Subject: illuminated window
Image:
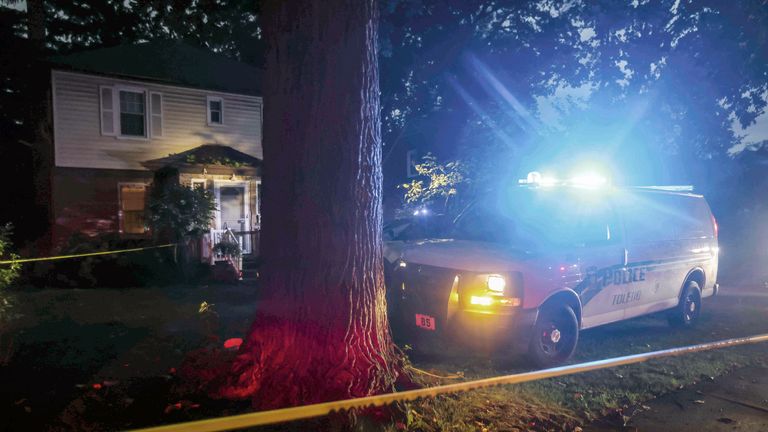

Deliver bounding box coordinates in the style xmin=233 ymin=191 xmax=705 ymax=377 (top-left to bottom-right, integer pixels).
xmin=207 ymin=96 xmax=224 ymax=125
xmin=119 ymin=183 xmax=147 ymax=235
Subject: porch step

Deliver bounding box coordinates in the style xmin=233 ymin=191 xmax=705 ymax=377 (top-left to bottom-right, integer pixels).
xmin=241 ymin=256 xmax=261 ymax=270
xmin=240 ymin=272 xmax=259 ymax=283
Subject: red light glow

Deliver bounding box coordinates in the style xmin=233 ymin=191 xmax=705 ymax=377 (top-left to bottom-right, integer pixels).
xmin=224 ymin=338 xmax=243 ymax=350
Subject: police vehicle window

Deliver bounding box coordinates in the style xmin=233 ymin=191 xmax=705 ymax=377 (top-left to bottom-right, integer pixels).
xmin=619 ymin=192 xmax=685 ymax=243
xmin=385 ymin=215 xmax=452 ymax=241
xmin=451 ymin=192 xmax=619 ymax=248
xmin=451 ymin=204 xmax=518 ymax=244
xmin=676 ymin=197 xmax=712 ymax=239
xmin=516 ymin=194 xmax=618 ymax=247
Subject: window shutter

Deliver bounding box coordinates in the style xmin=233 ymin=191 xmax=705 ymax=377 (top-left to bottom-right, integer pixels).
xmin=150 ymin=92 xmax=163 ymax=137
xmin=100 ymin=86 xmax=116 ymax=136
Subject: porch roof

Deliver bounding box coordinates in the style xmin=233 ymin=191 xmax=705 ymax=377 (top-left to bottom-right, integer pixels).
xmin=142 ymin=144 xmax=262 ymax=176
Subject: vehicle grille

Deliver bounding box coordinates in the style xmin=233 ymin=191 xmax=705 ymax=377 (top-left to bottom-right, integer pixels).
xmin=395 ymin=264 xmax=457 ymax=331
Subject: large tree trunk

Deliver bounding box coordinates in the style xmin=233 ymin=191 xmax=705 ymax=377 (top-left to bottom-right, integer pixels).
xmin=219 ymin=0 xmax=400 ymax=408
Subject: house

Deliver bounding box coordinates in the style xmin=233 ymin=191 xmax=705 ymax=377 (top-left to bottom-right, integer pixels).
xmin=45 ymin=40 xmax=263 ymax=253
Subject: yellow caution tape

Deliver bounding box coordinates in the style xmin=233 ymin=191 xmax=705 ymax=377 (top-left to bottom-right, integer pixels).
xmin=0 ymin=244 xmax=176 ymax=265
xmin=130 ymin=332 xmax=768 ymax=432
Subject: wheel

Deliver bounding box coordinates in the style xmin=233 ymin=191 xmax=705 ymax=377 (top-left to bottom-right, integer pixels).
xmin=669 ymin=280 xmax=702 ymax=327
xmin=527 ymin=305 xmax=579 ymax=368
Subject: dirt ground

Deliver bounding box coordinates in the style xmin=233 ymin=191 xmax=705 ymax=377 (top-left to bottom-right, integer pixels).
xmin=0 ymin=281 xmax=767 ymax=431
xmin=588 ymin=364 xmax=768 ymax=431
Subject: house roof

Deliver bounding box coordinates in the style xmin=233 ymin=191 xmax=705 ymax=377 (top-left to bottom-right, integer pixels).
xmin=49 ymin=40 xmax=262 ymax=96
xmin=142 ymin=144 xmax=262 ymax=175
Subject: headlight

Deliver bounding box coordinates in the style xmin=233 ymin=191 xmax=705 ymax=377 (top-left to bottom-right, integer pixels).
xmin=487 ymin=275 xmax=506 ymax=293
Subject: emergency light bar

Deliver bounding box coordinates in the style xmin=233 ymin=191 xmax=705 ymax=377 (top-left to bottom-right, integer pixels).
xmin=631 ymin=185 xmax=695 ymax=192
xmin=518 ymin=171 xmax=608 ymax=188
xmin=518 ymin=171 xmax=694 ymax=192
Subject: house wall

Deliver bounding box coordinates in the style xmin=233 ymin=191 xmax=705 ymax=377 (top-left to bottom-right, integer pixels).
xmin=51 ymin=168 xmax=261 ymax=251
xmin=51 ymin=167 xmax=153 ymax=249
xmin=51 ymin=70 xmax=263 ymax=171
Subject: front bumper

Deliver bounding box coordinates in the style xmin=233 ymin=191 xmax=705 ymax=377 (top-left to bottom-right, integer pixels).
xmin=448 ymin=308 xmax=538 ymax=353
xmin=389 ymin=262 xmax=538 ymax=354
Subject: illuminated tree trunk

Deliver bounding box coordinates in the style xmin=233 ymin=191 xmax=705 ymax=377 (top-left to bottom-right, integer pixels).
xmin=219 ymin=0 xmax=400 ymax=408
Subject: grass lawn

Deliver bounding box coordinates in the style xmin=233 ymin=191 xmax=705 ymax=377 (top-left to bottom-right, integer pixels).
xmin=389 ymin=290 xmax=768 ymax=431
xmin=1 ymin=283 xmax=766 ymax=431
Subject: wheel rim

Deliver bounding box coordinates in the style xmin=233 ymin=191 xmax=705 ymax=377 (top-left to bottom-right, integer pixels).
xmin=684 ymin=292 xmax=699 ymax=323
xmin=539 ymin=318 xmax=574 ymax=359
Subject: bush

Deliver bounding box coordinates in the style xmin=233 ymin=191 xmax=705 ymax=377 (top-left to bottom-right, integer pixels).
xmin=27 ymin=233 xmax=179 ymax=288
xmin=148 ymin=168 xmax=216 ymax=241
xmin=0 ymin=224 xmax=20 ymax=289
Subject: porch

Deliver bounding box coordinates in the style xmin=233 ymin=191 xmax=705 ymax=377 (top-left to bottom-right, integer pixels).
xmin=143 ymin=144 xmax=263 ymax=261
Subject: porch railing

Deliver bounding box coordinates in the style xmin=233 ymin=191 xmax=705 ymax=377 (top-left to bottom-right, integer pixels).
xmin=210 ymin=228 xmax=260 ymax=259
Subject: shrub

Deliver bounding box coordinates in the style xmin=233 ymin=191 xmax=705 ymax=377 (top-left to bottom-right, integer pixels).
xmin=147 ymin=168 xmax=216 ymax=241
xmin=28 ymin=233 xmax=178 ymax=288
xmin=0 ymin=224 xmax=20 ymax=289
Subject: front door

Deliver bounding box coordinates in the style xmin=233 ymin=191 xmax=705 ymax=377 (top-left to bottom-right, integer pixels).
xmin=218 ymin=183 xmax=251 ymax=254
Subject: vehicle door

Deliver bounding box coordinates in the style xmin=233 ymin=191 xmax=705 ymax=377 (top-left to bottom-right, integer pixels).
xmin=513 ymin=190 xmax=627 ymax=328
xmin=563 ymin=196 xmax=628 ymax=328
xmin=613 ymin=191 xmax=685 ymax=319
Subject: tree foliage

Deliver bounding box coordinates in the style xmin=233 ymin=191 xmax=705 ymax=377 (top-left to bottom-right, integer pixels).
xmin=400 ymin=153 xmax=467 ymax=216
xmin=379 ymin=0 xmax=768 ymax=188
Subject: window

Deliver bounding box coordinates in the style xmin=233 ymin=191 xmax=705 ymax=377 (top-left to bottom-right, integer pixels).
xmin=119 ymin=183 xmax=147 ymax=235
xmin=451 ymin=191 xmax=620 ymax=249
xmin=190 ymin=179 xmax=207 ymax=190
xmin=207 ymin=96 xmax=223 ymax=125
xmin=100 ymin=86 xmax=162 ymax=138
xmin=119 ymin=90 xmax=147 ymax=137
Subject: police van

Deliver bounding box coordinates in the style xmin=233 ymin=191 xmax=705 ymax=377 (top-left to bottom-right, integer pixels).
xmin=384 ymin=173 xmax=719 ymax=367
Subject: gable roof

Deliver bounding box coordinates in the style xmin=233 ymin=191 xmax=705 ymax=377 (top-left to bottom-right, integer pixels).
xmin=49 ymin=40 xmax=262 ymax=96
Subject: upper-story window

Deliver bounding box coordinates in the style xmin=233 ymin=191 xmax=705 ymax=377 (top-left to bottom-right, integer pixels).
xmin=207 ymin=96 xmax=224 ymax=126
xmin=100 ymin=85 xmax=162 ymax=138
xmin=119 ymin=90 xmax=146 ymax=137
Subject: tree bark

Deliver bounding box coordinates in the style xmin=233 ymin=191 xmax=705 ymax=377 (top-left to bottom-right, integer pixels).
xmin=218 ymin=0 xmax=400 ymax=408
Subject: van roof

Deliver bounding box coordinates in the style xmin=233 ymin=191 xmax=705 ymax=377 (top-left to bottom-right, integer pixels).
xmin=515 ymin=184 xmax=705 ymax=199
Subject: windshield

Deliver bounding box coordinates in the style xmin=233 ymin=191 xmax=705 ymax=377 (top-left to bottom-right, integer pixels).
xmin=383 ymin=214 xmax=452 ymax=241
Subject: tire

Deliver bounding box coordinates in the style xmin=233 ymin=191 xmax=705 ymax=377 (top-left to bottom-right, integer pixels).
xmin=527 ymin=305 xmax=579 ymax=368
xmin=669 ymin=280 xmax=702 ymax=327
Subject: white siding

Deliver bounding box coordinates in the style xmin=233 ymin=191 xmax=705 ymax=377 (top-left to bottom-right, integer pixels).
xmin=52 ymin=70 xmax=263 ymax=170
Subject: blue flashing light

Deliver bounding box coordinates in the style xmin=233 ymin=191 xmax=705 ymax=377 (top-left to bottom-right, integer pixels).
xmin=568 ymin=173 xmax=608 ymax=188
xmin=519 ymin=171 xmax=609 ymax=189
